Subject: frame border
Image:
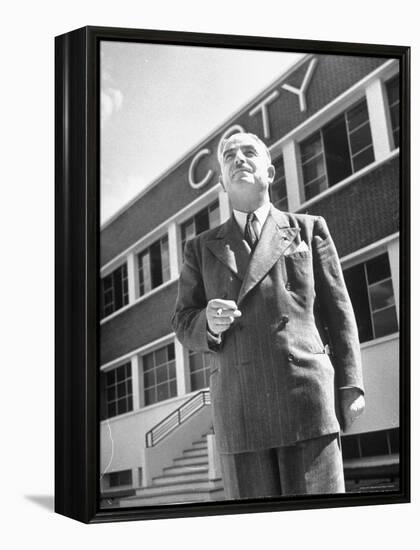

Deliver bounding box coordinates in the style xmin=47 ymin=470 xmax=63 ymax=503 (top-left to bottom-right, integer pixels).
xmin=55 ymin=26 xmax=410 ymax=523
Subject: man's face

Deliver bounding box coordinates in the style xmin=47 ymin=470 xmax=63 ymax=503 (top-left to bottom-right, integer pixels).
xmin=219 ymin=134 xmax=275 ymax=212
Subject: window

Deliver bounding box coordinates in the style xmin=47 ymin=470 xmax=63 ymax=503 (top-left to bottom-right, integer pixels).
xmin=189 ymin=351 xmax=212 ymax=391
xmin=137 ymin=234 xmax=170 ymax=297
xmin=106 ymin=469 xmax=133 ymax=488
xmin=103 ymin=362 xmax=133 ymax=419
xmin=300 ymin=98 xmax=374 ymax=200
xmin=385 ymin=75 xmax=400 ymax=149
xmin=101 ymin=263 xmax=129 ymax=318
xmin=181 ymin=200 xmax=220 ymax=254
xmin=343 ymin=252 xmax=398 ymax=343
xmin=143 ymin=343 xmax=177 ymax=406
xmin=270 ymin=155 xmax=288 ymax=211
xmin=341 ymin=428 xmax=399 ymax=461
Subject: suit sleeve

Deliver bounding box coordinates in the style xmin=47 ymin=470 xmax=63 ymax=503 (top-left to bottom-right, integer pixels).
xmin=312 ymin=216 xmax=364 ymax=394
xmin=171 ymin=238 xmax=221 ymax=353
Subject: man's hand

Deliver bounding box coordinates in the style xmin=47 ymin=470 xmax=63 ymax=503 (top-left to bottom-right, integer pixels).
xmin=340 ymin=387 xmax=365 ymax=432
xmin=206 ymin=299 xmax=242 ymax=335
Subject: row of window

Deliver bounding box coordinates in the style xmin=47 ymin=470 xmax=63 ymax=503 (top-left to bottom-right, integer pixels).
xmin=101 ymin=344 xmax=212 ymax=419
xmin=101 ymin=77 xmax=399 ymax=320
xmin=101 ymin=251 xmax=398 ymax=419
xmin=101 ymin=200 xmax=221 ymax=318
xmin=269 ymin=76 xmax=399 ymax=209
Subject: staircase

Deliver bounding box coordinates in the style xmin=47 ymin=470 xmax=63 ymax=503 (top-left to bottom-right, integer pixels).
xmin=120 ymin=433 xmax=225 ymax=507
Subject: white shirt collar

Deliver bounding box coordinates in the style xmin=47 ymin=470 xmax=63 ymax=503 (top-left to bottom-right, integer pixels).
xmin=233 ymin=202 xmax=271 ymax=236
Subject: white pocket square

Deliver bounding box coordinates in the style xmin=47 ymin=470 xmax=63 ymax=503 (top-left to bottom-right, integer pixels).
xmin=285 ymin=240 xmax=309 ymax=255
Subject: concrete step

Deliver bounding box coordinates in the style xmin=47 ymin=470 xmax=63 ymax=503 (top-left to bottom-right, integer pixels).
xmin=136 ymin=479 xmax=223 ymax=496
xmin=152 ymin=471 xmax=210 ymax=485
xmin=163 ymin=464 xmax=208 ymax=476
xmin=191 ymin=439 xmax=208 ymax=448
xmin=182 ymin=448 xmax=208 ymax=458
xmin=173 ymin=455 xmax=208 ymax=467
xmin=121 ymin=488 xmax=225 ymax=506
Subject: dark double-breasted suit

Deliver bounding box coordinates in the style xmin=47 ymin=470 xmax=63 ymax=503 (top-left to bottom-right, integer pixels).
xmin=172 ymin=206 xmax=364 ymax=458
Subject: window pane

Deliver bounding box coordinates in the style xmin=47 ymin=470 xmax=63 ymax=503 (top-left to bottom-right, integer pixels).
xmin=300 ymin=132 xmax=322 ymax=162
xmin=156 ymin=364 xmax=168 ymax=384
xmin=167 ymin=343 xmax=175 ymax=361
xmin=302 ymin=154 xmax=325 ymax=183
xmin=106 ymin=369 xmax=116 ymax=385
xmin=349 ymin=124 xmax=373 ymax=156
xmin=343 ymin=263 xmax=373 ymax=343
xmin=118 ymin=398 xmax=128 ymax=414
xmin=144 ymin=388 xmax=156 ymax=406
xmin=169 ymin=380 xmax=177 ymax=398
xmin=208 ymin=201 xmax=220 ymax=229
xmin=167 ymin=360 xmax=176 ymax=380
xmin=341 ymin=435 xmax=360 ymax=460
xmin=191 ymin=371 xmax=205 ymax=391
xmin=181 ymin=220 xmax=195 ymax=244
xmin=323 ymin=114 xmax=352 ymax=186
xmin=150 ymin=240 xmax=163 ymax=288
xmin=372 ymin=307 xmax=398 ymax=338
xmin=138 ymin=251 xmax=151 ymax=296
xmin=360 ymin=430 xmax=389 ymax=457
xmin=157 ymin=383 xmax=169 ymax=402
xmin=107 ymin=402 xmax=116 ymax=418
xmin=195 ymin=208 xmax=210 ymax=235
xmin=369 ymin=279 xmax=395 ymax=311
xmin=304 ymin=176 xmax=328 ymax=200
xmin=143 ymin=353 xmax=154 ymax=372
xmin=116 ymin=382 xmax=126 ymax=398
xmin=346 ymin=99 xmax=369 ymax=132
xmin=352 ymin=146 xmax=374 ymax=172
xmin=366 ymin=254 xmax=391 ymax=284
xmin=386 ymin=76 xmax=399 ymax=105
xmin=107 ymin=386 xmax=116 ymax=401
xmin=161 ymin=235 xmax=170 ymax=283
xmin=143 ymin=369 xmax=155 ymax=388
xmin=189 ymin=351 xmax=202 ymax=373
xmin=116 ymin=365 xmax=127 ymax=382
xmin=154 ymin=347 xmax=167 ymax=367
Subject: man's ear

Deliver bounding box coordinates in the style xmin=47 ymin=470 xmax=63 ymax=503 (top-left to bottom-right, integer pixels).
xmin=219 ymin=174 xmax=227 ymax=191
xmin=267 ymin=164 xmax=275 ymax=183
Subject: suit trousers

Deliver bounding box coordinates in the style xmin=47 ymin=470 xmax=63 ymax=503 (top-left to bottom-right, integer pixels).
xmin=220 ymin=433 xmax=345 ymax=498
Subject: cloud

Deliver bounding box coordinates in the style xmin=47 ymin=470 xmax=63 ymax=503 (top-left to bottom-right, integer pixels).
xmin=101 ymin=87 xmax=123 ymax=125
xmin=101 ymin=174 xmax=148 ymax=224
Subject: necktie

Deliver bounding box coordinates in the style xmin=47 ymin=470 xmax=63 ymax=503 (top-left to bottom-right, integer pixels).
xmin=244 ymin=212 xmax=258 ymax=250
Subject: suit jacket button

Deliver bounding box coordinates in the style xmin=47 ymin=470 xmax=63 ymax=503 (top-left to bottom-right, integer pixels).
xmin=288 ymin=353 xmax=294 ymax=362
xmin=281 ymin=315 xmax=289 ymax=324
xmin=285 ymin=282 xmax=292 ymax=291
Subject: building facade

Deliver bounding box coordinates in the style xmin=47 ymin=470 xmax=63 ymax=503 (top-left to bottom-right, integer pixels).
xmin=100 ymin=54 xmax=400 ymax=505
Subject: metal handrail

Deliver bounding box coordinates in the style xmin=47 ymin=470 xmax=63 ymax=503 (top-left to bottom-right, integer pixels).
xmin=145 ymin=390 xmax=211 ymax=448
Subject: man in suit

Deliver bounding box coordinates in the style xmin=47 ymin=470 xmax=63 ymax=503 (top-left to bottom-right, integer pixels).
xmin=172 ymin=132 xmax=365 ymax=498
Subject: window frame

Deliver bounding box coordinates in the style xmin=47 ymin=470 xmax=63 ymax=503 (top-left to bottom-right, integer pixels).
xmin=299 ymin=96 xmax=375 ymax=201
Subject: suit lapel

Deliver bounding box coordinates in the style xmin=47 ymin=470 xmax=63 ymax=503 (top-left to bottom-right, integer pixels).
xmin=237 ymin=207 xmax=300 ymax=304
xmin=206 ymin=217 xmax=251 ymax=280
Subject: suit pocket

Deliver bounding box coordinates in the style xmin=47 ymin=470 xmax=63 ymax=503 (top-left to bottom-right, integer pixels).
xmin=284 ymin=251 xmax=315 ymax=293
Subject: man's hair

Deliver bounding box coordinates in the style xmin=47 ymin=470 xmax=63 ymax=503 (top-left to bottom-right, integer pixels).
xmin=217 ymin=132 xmax=272 ymax=167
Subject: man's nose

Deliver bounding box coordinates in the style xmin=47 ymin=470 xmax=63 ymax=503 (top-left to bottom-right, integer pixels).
xmin=234 ymin=150 xmax=246 ymax=165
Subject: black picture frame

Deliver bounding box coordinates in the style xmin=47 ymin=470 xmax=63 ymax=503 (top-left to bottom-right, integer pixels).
xmin=55 ymin=25 xmax=410 ymax=524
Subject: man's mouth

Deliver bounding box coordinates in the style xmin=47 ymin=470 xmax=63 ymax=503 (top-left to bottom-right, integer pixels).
xmin=233 ymin=168 xmax=252 ymax=176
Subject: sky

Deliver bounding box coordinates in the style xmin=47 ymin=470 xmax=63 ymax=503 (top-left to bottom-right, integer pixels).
xmin=100 ymin=42 xmax=303 ymax=223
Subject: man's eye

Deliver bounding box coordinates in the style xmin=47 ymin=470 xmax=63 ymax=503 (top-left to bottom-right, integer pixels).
xmin=245 ymin=150 xmax=257 ymax=156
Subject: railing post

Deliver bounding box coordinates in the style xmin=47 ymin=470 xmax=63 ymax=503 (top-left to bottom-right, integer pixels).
xmin=178 ymin=408 xmax=181 ymax=426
